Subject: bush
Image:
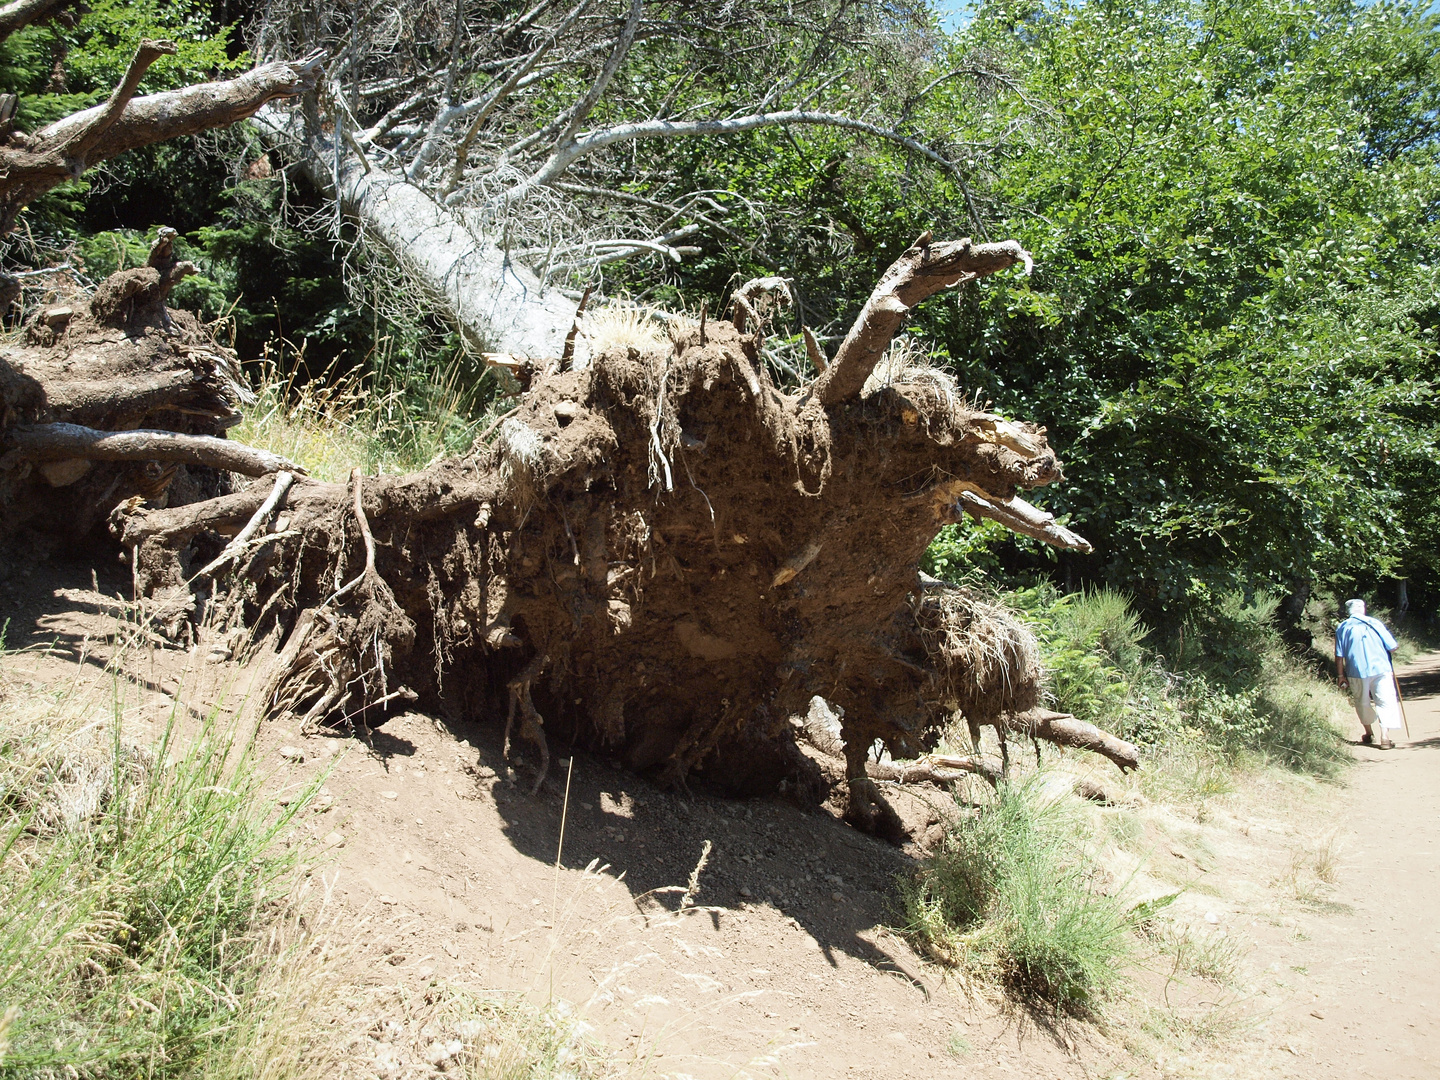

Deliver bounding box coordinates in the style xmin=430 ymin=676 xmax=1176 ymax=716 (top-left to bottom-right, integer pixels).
xmin=1008 ymin=585 xmax=1183 ymax=746
xmin=999 ymin=583 xmax=1349 ymax=778
xmin=899 ymin=778 xmax=1137 ymax=1016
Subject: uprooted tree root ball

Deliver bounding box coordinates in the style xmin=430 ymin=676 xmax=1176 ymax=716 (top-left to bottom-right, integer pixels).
xmin=4 ymin=232 xmax=1139 ymax=831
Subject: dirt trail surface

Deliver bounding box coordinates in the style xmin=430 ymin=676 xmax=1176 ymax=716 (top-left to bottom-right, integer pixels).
xmin=0 ymin=557 xmax=1129 ymax=1078
xmin=1242 ymin=651 xmax=1440 ymax=1079
xmin=7 ymin=553 xmax=1440 ymax=1079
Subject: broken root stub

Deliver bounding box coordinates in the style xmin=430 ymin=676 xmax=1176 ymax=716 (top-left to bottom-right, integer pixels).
xmin=107 ymin=236 xmax=1138 ymax=815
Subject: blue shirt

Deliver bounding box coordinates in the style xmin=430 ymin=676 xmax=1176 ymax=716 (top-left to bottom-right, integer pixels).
xmin=1335 ymin=615 xmax=1397 ymax=679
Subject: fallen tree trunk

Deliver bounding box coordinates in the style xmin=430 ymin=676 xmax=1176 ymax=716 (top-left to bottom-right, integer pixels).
xmin=87 ymin=233 xmax=1136 ymax=830
xmin=295 ymin=150 xmax=580 ymax=358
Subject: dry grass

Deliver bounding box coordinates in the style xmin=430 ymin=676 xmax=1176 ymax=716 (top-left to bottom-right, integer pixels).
xmin=233 ymin=358 xmax=488 ymax=482
xmin=0 ymin=630 xmax=622 ymax=1079
xmin=1144 ymin=920 xmax=1244 ymax=987
xmin=862 ymin=334 xmax=971 ymax=429
xmin=1272 ymin=830 xmax=1345 ymax=901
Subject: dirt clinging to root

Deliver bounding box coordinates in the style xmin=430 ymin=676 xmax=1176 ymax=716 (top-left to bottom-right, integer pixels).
xmin=0 ymin=236 xmax=1134 ymax=819
xmin=113 ymin=313 xmax=1067 ymax=800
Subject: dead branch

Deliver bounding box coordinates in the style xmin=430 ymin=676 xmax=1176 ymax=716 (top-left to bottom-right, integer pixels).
xmin=0 ymin=423 xmax=302 ymax=477
xmin=0 ymin=50 xmax=325 ymax=234
xmin=801 ymin=325 xmax=826 ymax=372
xmin=813 ymin=235 xmax=1033 ymax=406
xmin=867 ymin=753 xmax=1003 ymax=787
xmin=954 ymin=490 xmax=1092 ymax=553
xmin=0 ymin=0 xmax=76 ymax=45
xmin=66 ymin=39 xmax=178 ymax=157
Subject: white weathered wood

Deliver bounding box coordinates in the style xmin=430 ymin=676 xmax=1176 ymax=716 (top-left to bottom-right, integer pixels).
xmin=293 ymin=137 xmax=579 ymax=357
xmin=0 ymin=422 xmax=301 ymax=477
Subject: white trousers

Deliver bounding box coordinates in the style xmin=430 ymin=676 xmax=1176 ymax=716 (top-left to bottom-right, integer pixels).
xmin=1350 ymin=673 xmax=1403 ymax=732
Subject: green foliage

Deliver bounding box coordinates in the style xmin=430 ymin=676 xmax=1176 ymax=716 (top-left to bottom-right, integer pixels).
xmin=900 ymin=776 xmax=1139 ymax=1015
xmin=0 ymin=703 xmax=320 ymax=1075
xmin=921 ymin=520 xmax=1012 ymax=583
xmin=1010 ymin=586 xmax=1179 ymax=743
xmin=940 ymin=0 xmax=1440 ymax=611
xmin=593 ymin=0 xmax=1440 ymax=616
xmin=1007 ymin=583 xmax=1350 ymax=776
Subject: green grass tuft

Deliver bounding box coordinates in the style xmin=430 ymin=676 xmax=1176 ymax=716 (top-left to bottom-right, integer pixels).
xmin=233 ymin=357 xmax=500 ymax=482
xmin=0 ymin=696 xmax=322 ymax=1077
xmin=899 ymin=777 xmax=1138 ymax=1016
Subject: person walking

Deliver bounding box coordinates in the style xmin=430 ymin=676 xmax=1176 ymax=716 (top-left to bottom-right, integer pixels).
xmin=1335 ymin=598 xmax=1402 ymax=749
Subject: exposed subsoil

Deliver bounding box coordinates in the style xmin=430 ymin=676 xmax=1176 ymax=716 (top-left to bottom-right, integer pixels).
xmin=6 ymin=552 xmax=1439 ymax=1079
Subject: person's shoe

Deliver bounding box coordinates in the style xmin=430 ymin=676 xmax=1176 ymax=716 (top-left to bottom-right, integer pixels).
xmin=1360 ymin=732 xmax=1374 ymax=746
xmin=1380 ymin=740 xmax=1396 ymax=750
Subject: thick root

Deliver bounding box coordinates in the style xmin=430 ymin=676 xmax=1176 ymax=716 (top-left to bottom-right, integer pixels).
xmin=867 ymin=752 xmax=1003 ymax=788
xmin=999 ymin=709 xmax=1141 ymax=772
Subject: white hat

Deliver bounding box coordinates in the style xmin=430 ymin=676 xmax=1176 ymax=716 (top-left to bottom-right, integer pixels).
xmin=1345 ymin=598 xmax=1366 ymax=617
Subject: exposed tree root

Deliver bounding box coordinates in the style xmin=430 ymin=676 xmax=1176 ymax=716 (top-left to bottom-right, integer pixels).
xmin=6 ymin=233 xmax=1141 ymax=829
xmin=999 ymin=709 xmax=1141 ymax=772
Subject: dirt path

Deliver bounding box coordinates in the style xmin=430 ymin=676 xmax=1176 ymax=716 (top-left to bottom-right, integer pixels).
xmin=8 ymin=555 xmax=1440 ymax=1079
xmin=1245 ymin=651 xmax=1440 ymax=1078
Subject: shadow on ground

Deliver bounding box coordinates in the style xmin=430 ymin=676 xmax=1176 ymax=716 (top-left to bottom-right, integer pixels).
xmin=2 ymin=551 xmax=939 ymax=998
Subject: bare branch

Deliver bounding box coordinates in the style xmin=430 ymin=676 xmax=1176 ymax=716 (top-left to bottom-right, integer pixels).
xmin=0 ymin=50 xmax=326 ymax=235
xmin=512 ymin=108 xmax=969 ymax=200
xmin=443 ymin=0 xmax=594 ymax=194
xmin=552 ymin=0 xmax=643 ymax=151
xmin=0 ymin=0 xmax=75 ymax=46
xmin=812 ymin=234 xmax=1032 ymax=406
xmin=35 ymin=50 xmax=326 ymax=155
xmin=63 ymin=39 xmax=178 ymax=156
xmin=1001 ymin=710 xmax=1140 ymax=772
xmin=954 ymin=489 xmax=1092 ymax=552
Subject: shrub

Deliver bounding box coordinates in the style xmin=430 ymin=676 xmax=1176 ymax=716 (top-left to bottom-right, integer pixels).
xmin=997 ymin=582 xmax=1348 ymax=777
xmin=1008 ymin=585 xmax=1183 ymax=746
xmin=900 ymin=778 xmax=1137 ymax=1016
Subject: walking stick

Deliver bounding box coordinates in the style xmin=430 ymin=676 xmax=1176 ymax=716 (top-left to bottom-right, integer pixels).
xmin=1390 ymin=655 xmax=1412 ymax=740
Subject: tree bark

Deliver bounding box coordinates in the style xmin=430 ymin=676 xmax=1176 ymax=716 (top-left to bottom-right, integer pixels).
xmin=298 ymin=147 xmax=581 ymax=357
xmin=0 ymin=49 xmax=324 ymax=235
xmin=0 ymin=0 xmax=76 ymax=45
xmin=0 ymin=423 xmax=300 ymax=477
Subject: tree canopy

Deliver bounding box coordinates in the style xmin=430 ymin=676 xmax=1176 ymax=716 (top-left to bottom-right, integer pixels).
xmin=942 ymin=0 xmax=1440 ymax=615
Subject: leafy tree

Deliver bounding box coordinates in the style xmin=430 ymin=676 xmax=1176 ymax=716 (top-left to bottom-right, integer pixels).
xmin=932 ymin=0 xmax=1440 ymax=615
